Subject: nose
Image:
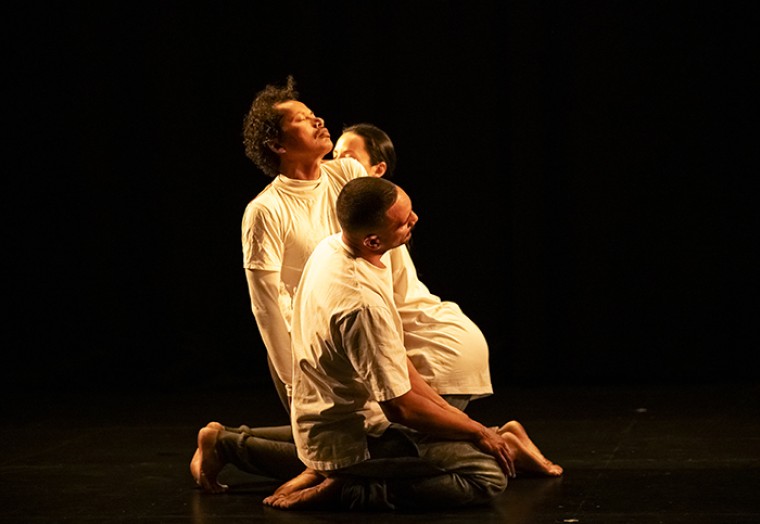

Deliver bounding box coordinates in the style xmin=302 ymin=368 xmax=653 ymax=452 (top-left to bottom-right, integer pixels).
xmin=314 ymin=116 xmax=324 ymax=128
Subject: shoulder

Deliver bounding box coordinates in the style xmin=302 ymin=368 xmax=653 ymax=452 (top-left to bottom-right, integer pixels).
xmin=241 ymin=191 xmax=286 ymax=233
xmin=310 ymin=233 xmax=341 ymax=259
xmin=243 ymin=196 xmax=274 ymax=218
xmin=320 ymin=157 xmax=368 ymax=182
xmin=243 ymin=180 xmax=287 ymax=215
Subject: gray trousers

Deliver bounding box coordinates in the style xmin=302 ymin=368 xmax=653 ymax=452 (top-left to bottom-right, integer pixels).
xmin=225 ymin=362 xmax=499 ymax=509
xmin=216 ymin=419 xmax=506 ymax=511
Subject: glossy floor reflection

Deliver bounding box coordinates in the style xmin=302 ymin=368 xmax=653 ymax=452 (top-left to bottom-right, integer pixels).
xmin=1 ymin=383 xmax=758 ymax=523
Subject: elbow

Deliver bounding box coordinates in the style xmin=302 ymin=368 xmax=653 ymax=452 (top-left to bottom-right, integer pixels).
xmin=380 ymin=394 xmax=414 ymax=426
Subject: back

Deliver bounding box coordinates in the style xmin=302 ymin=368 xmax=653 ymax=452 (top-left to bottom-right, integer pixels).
xmin=290 ymin=234 xmax=411 ymax=471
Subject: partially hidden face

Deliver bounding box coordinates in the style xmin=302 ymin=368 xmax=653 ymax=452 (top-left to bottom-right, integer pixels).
xmin=333 ymin=131 xmax=380 ymax=176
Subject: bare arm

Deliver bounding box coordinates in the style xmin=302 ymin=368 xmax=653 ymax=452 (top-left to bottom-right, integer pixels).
xmin=404 ymin=357 xmax=463 ymax=414
xmin=380 ymin=359 xmax=515 ymax=477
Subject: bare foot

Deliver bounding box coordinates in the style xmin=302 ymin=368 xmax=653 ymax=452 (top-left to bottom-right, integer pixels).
xmin=498 ymin=421 xmax=545 ymax=457
xmin=189 ymin=422 xmax=229 ymax=493
xmin=190 ymin=422 xmax=224 ymax=483
xmin=502 ymin=432 xmax=563 ymax=477
xmin=268 ymin=468 xmax=323 ymax=498
xmin=498 ymin=421 xmax=563 ymax=477
xmin=264 ymin=476 xmax=344 ymax=510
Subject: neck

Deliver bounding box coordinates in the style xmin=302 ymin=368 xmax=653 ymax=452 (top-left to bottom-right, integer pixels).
xmin=279 ymin=157 xmax=323 ymax=181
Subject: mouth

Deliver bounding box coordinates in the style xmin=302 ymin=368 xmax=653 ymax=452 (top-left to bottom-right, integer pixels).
xmin=318 ymin=129 xmax=331 ymax=139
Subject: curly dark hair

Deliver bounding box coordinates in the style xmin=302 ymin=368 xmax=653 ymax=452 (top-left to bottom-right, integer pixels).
xmin=242 ymin=76 xmax=299 ymax=178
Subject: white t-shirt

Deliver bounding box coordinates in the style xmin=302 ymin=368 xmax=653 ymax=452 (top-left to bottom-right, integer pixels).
xmin=389 ymin=247 xmax=493 ymax=397
xmin=241 ymin=158 xmax=366 ymax=389
xmin=241 ymin=157 xmax=492 ymax=399
xmin=242 ymin=158 xmax=365 ymax=329
xmin=291 ymin=234 xmax=411 ymax=471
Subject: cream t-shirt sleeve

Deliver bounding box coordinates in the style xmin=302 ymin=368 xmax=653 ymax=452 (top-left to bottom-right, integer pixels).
xmin=341 ymin=306 xmax=411 ymax=402
xmin=241 ymin=199 xmax=284 ymax=271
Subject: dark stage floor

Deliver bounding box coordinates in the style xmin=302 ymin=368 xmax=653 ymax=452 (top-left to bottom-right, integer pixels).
xmin=1 ymin=382 xmax=758 ymax=523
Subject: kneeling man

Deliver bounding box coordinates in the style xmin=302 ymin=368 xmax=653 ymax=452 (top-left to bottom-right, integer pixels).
xmin=265 ymin=177 xmax=513 ymax=511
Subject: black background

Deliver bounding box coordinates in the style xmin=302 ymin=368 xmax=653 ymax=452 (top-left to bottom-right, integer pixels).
xmin=6 ymin=1 xmax=756 ymax=396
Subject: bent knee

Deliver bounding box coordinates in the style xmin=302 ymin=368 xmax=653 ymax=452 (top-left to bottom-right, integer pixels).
xmin=480 ymin=463 xmax=508 ymax=498
xmin=465 ymin=458 xmax=508 ymax=503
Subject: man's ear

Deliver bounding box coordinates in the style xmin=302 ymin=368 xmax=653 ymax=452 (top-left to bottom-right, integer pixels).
xmin=372 ymin=162 xmax=387 ymax=178
xmin=363 ymin=234 xmax=381 ymax=250
xmin=266 ymin=139 xmax=286 ymax=154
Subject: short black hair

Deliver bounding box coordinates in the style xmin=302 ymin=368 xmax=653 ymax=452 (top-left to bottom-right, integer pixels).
xmin=337 ymin=177 xmax=398 ymax=233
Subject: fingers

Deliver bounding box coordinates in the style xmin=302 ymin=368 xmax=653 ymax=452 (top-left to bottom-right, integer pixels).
xmin=506 ymin=452 xmax=516 ymax=478
xmin=507 ymin=444 xmax=517 ymax=478
xmin=500 ymin=446 xmax=516 ymax=478
xmin=496 ymin=437 xmax=516 ymax=478
xmin=486 ymin=428 xmax=516 ymax=478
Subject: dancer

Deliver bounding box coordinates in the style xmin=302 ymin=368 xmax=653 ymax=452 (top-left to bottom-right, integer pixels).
xmin=240 ymin=79 xmax=490 ymax=413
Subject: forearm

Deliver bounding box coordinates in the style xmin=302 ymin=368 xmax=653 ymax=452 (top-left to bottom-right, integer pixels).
xmin=381 ymin=381 xmax=487 ymax=442
xmin=246 ymin=269 xmax=293 ymax=387
xmin=383 ymin=346 xmax=516 ymax=477
xmin=405 ymin=357 xmax=462 ymax=414
xmin=380 ymin=376 xmax=515 ymax=477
